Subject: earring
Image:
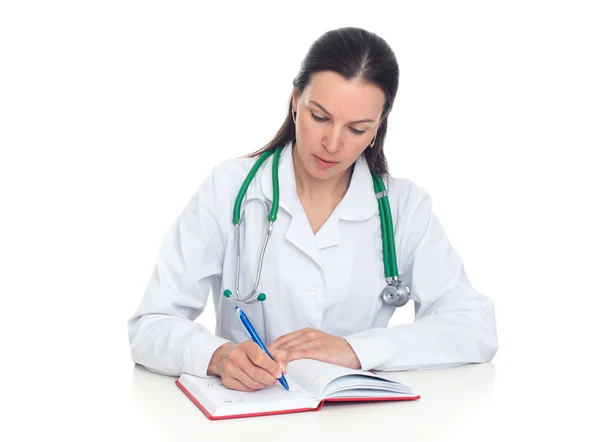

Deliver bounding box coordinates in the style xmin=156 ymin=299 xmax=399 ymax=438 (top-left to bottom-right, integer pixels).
xmin=291 ymin=109 xmax=297 ymax=124
xmin=370 ymin=135 xmax=376 ymax=148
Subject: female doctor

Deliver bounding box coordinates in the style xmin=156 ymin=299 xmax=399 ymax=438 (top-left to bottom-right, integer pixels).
xmin=127 ymin=27 xmax=498 ymax=392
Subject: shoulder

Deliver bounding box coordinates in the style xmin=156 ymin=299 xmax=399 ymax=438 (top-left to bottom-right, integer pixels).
xmin=384 ymin=174 xmax=433 ymax=222
xmin=209 ymin=155 xmax=257 ymax=184
xmin=183 ymin=155 xmax=260 ymax=221
xmin=196 ymin=155 xmax=259 ymax=199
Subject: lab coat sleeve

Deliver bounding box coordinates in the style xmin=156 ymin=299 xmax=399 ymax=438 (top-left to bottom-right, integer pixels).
xmin=127 ymin=163 xmax=233 ymax=378
xmin=344 ymin=181 xmax=498 ymax=371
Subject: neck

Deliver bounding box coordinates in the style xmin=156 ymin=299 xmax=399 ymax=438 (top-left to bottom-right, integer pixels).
xmin=292 ymin=143 xmax=352 ymax=202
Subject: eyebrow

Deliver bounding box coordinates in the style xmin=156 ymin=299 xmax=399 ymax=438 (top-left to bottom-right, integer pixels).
xmin=309 ymin=100 xmax=376 ymax=124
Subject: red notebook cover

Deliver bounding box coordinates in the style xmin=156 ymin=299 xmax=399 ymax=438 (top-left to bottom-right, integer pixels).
xmin=175 ymin=379 xmax=420 ymax=420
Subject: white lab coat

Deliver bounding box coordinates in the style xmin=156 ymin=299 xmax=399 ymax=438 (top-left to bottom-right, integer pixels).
xmin=127 ymin=141 xmax=498 ymax=378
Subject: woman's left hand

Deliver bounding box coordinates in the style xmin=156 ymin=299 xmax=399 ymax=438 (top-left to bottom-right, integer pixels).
xmin=268 ymin=328 xmax=361 ymax=369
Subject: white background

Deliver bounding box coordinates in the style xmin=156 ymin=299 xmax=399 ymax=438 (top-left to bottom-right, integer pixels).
xmin=1 ymin=1 xmax=599 ymax=440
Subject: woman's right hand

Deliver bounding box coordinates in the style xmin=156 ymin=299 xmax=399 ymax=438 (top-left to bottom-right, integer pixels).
xmin=207 ymin=341 xmax=288 ymax=392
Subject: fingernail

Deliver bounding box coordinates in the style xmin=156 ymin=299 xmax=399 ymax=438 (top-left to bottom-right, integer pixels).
xmin=275 ymin=371 xmax=282 ymax=378
xmin=279 ymin=363 xmax=287 ymax=374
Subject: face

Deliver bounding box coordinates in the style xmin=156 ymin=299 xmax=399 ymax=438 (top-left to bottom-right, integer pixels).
xmin=291 ymin=70 xmax=386 ymax=181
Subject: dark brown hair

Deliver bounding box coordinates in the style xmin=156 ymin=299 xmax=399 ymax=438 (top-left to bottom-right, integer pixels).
xmin=246 ymin=27 xmax=400 ymax=176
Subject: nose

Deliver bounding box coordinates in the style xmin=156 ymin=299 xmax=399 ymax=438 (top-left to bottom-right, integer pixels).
xmin=323 ymin=126 xmax=343 ymax=153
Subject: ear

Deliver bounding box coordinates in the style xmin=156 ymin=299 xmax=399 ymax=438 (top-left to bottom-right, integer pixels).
xmin=291 ymin=88 xmax=299 ymax=112
xmin=374 ymin=114 xmax=387 ymax=134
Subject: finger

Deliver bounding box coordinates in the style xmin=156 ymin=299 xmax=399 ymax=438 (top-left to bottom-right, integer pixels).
xmin=270 ymin=328 xmax=313 ymax=349
xmin=276 ymin=334 xmax=318 ymax=352
xmin=239 ymin=362 xmax=279 ymax=388
xmin=230 ymin=360 xmax=272 ymax=390
xmin=221 ymin=375 xmax=256 ymax=392
xmin=284 ymin=340 xmax=327 ymax=362
xmin=227 ymin=349 xmax=272 ymax=389
xmin=270 ymin=328 xmax=312 ymax=350
xmin=245 ymin=344 xmax=283 ymax=380
xmin=286 ymin=340 xmax=320 ymax=355
xmin=287 ymin=346 xmax=329 ymax=362
xmin=270 ymin=349 xmax=289 ymax=373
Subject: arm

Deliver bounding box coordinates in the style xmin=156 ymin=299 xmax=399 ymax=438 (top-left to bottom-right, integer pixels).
xmin=344 ymin=181 xmax=498 ymax=371
xmin=126 ymin=165 xmax=231 ymax=377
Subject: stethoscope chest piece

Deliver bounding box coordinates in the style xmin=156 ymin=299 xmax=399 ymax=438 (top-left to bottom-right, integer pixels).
xmin=381 ymin=278 xmax=411 ymax=307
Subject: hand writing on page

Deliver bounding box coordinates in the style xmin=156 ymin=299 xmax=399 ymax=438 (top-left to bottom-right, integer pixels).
xmin=269 ymin=328 xmax=361 ymax=369
xmin=207 ymin=341 xmax=288 ymax=392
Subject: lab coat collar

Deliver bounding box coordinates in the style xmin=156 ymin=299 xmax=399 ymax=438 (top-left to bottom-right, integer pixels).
xmin=257 ymin=141 xmax=379 ymax=222
xmin=257 ymin=140 xmax=297 ymax=217
xmin=254 ymin=141 xmax=379 ymax=267
xmin=333 ymin=153 xmax=379 ymax=222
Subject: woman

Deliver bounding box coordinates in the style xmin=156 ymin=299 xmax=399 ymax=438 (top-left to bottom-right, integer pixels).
xmin=127 ymin=27 xmax=498 ymax=392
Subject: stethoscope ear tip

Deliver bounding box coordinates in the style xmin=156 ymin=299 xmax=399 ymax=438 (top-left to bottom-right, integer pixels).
xmin=257 ymin=293 xmax=267 ymax=301
xmin=223 ymin=289 xmax=232 ymax=298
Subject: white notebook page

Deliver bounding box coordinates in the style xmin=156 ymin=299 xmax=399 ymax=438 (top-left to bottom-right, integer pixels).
xmin=178 ymin=374 xmax=317 ymax=416
xmin=285 ymin=359 xmax=414 ymax=399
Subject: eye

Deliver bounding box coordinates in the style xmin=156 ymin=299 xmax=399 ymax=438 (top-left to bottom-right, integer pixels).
xmin=311 ymin=112 xmax=366 ymax=135
xmin=311 ymin=113 xmax=328 ymax=123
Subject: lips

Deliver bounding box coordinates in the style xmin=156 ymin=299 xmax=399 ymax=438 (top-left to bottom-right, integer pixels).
xmin=315 ymin=155 xmax=337 ymax=164
xmin=313 ymin=154 xmax=339 ymax=170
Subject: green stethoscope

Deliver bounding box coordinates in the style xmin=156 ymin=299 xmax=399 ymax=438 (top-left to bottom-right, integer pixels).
xmin=222 ymin=145 xmax=411 ymax=307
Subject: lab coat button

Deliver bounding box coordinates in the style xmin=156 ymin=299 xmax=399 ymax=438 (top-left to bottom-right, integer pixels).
xmin=307 ymin=285 xmax=317 ymax=296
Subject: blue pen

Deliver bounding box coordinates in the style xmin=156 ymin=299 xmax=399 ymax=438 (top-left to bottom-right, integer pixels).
xmin=235 ymin=306 xmax=290 ymax=391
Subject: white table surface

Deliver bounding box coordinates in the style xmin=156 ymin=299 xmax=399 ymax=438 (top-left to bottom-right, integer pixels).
xmin=122 ymin=360 xmax=597 ymax=442
xmin=5 ymin=339 xmax=598 ymax=442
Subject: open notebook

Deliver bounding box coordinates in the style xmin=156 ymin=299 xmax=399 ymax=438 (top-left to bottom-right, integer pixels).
xmin=175 ymin=358 xmax=420 ymax=420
